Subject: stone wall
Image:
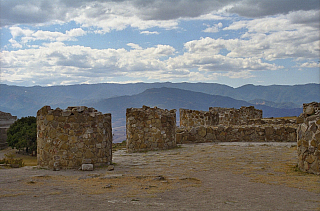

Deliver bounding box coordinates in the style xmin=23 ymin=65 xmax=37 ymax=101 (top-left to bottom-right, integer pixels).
xmin=297 ymin=102 xmax=320 ymax=175
xmin=126 ymin=106 xmax=176 ymax=152
xmin=246 ymin=118 xmax=297 ymax=125
xmin=176 ymin=125 xmax=297 ymax=144
xmin=37 ymin=106 xmax=112 ymax=170
xmin=179 ymin=108 xmax=219 ymax=128
xmin=209 ymin=106 xmax=263 ymax=126
xmin=0 ymin=111 xmax=17 ymax=149
xmin=176 ymin=106 xmax=295 ymax=144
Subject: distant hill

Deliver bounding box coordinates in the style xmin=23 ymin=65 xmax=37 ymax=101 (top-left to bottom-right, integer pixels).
xmin=0 ymin=83 xmax=318 ymax=118
xmin=235 ymin=83 xmax=319 ymax=105
xmin=248 ymin=99 xmax=300 ymax=109
xmin=90 ymin=87 xmax=302 ymax=125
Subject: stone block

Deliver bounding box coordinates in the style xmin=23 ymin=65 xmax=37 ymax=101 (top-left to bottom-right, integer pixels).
xmin=82 ymin=164 xmax=94 ymax=171
xmin=198 ymin=126 xmax=206 ymax=137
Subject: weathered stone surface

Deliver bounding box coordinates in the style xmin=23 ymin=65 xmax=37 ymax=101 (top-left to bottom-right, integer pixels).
xmin=0 ymin=111 xmax=17 ymax=149
xmin=177 ymin=124 xmax=297 ymax=144
xmin=107 ymin=165 xmax=114 ymax=171
xmin=82 ymin=159 xmax=92 ymax=164
xmin=209 ymin=106 xmax=262 ymax=126
xmin=177 ymin=106 xmax=298 ymax=144
xmin=297 ymin=102 xmax=320 ymax=175
xmin=198 ymin=126 xmax=207 ymax=137
xmin=179 ymin=108 xmax=219 ymax=128
xmin=126 ymin=106 xmax=176 ymax=152
xmin=305 ymin=105 xmax=314 ymax=115
xmin=82 ymin=164 xmax=94 ymax=171
xmin=37 ymin=106 xmax=112 ymax=170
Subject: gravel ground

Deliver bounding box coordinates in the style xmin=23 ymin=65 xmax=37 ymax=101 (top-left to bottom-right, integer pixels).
xmin=0 ymin=142 xmax=319 ymax=211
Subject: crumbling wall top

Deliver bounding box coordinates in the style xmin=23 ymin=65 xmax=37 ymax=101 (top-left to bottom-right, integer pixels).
xmin=179 ymin=108 xmax=219 ymax=128
xmin=209 ymin=106 xmax=262 ymax=126
xmin=37 ymin=106 xmax=106 ymax=117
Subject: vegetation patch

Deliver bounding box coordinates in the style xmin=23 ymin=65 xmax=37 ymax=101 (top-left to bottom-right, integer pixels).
xmin=112 ymin=140 xmax=127 ymax=152
xmin=0 ymin=153 xmax=24 ymax=168
xmin=7 ymin=116 xmax=37 ymax=154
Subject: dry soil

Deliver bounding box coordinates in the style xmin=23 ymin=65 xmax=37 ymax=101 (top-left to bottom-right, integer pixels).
xmin=0 ymin=142 xmax=319 ymax=211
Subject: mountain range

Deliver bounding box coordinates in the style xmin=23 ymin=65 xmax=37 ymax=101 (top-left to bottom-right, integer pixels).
xmin=1 ymin=82 xmax=319 ymax=142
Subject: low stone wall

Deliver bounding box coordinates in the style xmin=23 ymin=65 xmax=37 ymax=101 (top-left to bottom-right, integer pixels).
xmin=247 ymin=118 xmax=297 ymax=126
xmin=37 ymin=106 xmax=112 ymax=170
xmin=179 ymin=108 xmax=219 ymax=128
xmin=126 ymin=106 xmax=176 ymax=152
xmin=176 ymin=125 xmax=297 ymax=144
xmin=297 ymin=102 xmax=320 ymax=175
xmin=0 ymin=111 xmax=17 ymax=149
xmin=209 ymin=106 xmax=263 ymax=126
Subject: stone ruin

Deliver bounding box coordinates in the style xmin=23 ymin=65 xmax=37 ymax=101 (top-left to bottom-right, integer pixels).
xmin=297 ymin=102 xmax=320 ymax=175
xmin=0 ymin=111 xmax=17 ymax=150
xmin=176 ymin=106 xmax=297 ymax=144
xmin=32 ymin=101 xmax=318 ymax=175
xmin=37 ymin=106 xmax=112 ymax=170
xmin=179 ymin=108 xmax=219 ymax=129
xmin=125 ymin=106 xmax=298 ymax=148
xmin=209 ymin=106 xmax=263 ymax=126
xmin=126 ymin=106 xmax=176 ymax=152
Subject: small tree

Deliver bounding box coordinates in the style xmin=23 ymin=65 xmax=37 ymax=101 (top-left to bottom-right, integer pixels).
xmin=7 ymin=116 xmax=37 ymax=153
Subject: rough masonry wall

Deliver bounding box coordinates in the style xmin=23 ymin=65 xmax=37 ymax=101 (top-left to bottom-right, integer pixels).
xmin=0 ymin=111 xmax=17 ymax=149
xmin=209 ymin=106 xmax=263 ymax=126
xmin=37 ymin=106 xmax=112 ymax=170
xmin=177 ymin=106 xmax=296 ymax=144
xmin=297 ymin=102 xmax=320 ymax=175
xmin=176 ymin=125 xmax=297 ymax=144
xmin=126 ymin=106 xmax=176 ymax=152
xmin=179 ymin=108 xmax=219 ymax=128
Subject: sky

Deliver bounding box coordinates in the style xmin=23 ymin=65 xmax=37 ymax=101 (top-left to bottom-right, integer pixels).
xmin=0 ymin=0 xmax=319 ymax=88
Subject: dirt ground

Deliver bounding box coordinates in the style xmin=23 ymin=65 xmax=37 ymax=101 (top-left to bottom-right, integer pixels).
xmin=0 ymin=142 xmax=319 ymax=211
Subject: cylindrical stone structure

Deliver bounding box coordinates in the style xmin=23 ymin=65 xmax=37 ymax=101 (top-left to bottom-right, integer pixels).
xmin=126 ymin=106 xmax=176 ymax=152
xmin=37 ymin=106 xmax=112 ymax=170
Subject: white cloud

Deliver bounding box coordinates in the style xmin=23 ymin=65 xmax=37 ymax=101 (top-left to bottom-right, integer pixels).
xmin=66 ymin=28 xmax=87 ymax=37
xmin=1 ymin=38 xmax=275 ymax=85
xmin=140 ymin=31 xmax=159 ymax=35
xmin=127 ymin=43 xmax=142 ymax=50
xmin=167 ymin=51 xmax=281 ymax=72
xmin=300 ymin=62 xmax=320 ymax=68
xmin=203 ymin=22 xmax=223 ymax=33
xmin=8 ymin=38 xmax=22 ymax=48
xmin=223 ymin=10 xmax=320 ymax=60
xmin=8 ymin=26 xmax=87 ymax=48
xmin=0 ymin=42 xmax=178 ymax=85
xmin=68 ymin=2 xmax=179 ymax=33
xmin=10 ymin=26 xmax=34 ymax=39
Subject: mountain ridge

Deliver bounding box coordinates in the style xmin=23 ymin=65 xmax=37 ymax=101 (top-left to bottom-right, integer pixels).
xmin=0 ymin=82 xmax=318 ymax=118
